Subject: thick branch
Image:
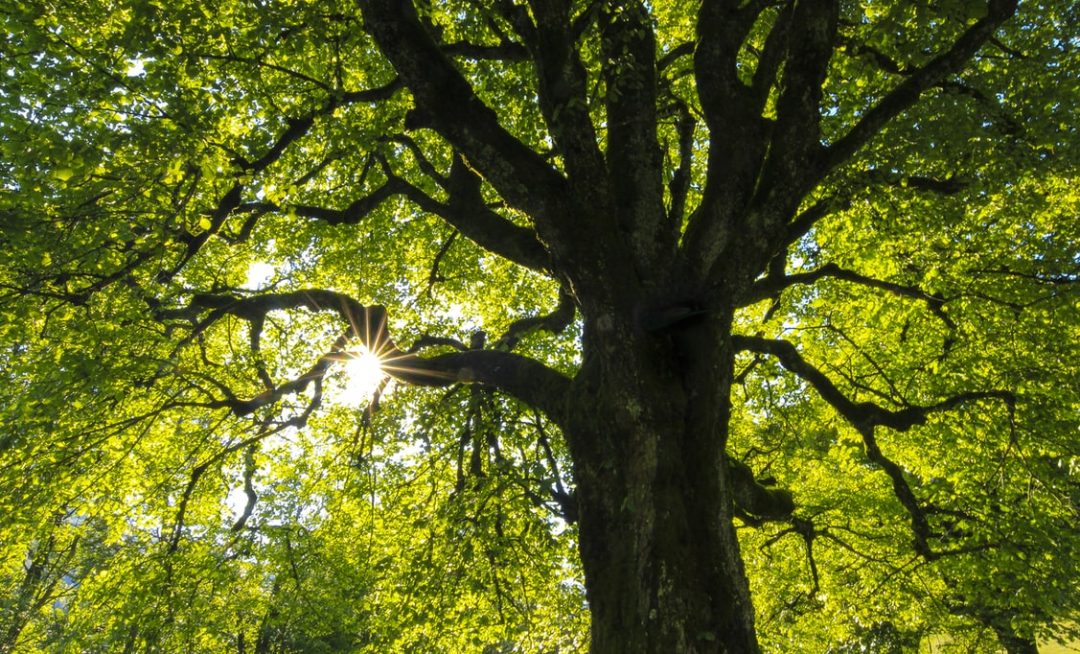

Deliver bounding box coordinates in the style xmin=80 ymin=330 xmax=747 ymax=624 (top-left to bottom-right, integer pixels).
xmin=728 ymin=457 xmax=794 ymax=523
xmin=693 ymin=0 xmax=767 ymax=135
xmin=684 ymin=0 xmax=772 ymax=272
xmin=749 ymin=4 xmax=793 ymax=111
xmin=493 ymin=287 xmax=576 ymax=351
xmin=385 ymin=348 xmax=571 ymax=422
xmin=438 ymin=156 xmax=552 ymax=272
xmin=242 ymin=159 xmax=552 ymax=273
xmin=599 ymin=1 xmax=669 ymax=267
xmin=866 ymin=170 xmax=969 ymax=195
xmin=442 ymin=39 xmax=528 ymax=61
xmin=658 ymin=41 xmax=694 ymax=72
xmin=781 ymin=197 xmax=839 ymax=251
xmin=525 ymin=0 xmax=608 ymax=205
xmin=359 ymin=0 xmax=568 ymax=233
xmin=765 ymin=0 xmax=837 ymax=191
xmin=165 ymin=289 xmax=572 ymax=422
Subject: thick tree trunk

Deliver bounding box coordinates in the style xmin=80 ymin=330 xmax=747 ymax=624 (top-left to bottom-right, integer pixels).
xmin=565 ymin=313 xmax=759 ymax=653
xmin=1000 ymin=637 xmax=1040 ymax=654
xmin=992 ymin=624 xmax=1039 ymax=654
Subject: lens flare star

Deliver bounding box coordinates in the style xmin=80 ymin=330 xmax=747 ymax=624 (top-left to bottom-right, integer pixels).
xmin=340 ymin=346 xmax=385 ymax=405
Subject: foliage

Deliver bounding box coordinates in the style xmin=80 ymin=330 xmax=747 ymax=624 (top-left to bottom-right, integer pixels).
xmin=1 ymin=0 xmax=1078 ymax=652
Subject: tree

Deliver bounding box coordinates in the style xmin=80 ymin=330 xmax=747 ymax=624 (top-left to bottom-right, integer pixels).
xmin=1 ymin=0 xmax=1077 ymax=652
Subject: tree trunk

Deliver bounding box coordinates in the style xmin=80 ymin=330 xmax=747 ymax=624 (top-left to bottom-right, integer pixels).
xmin=565 ymin=312 xmax=759 ymax=653
xmin=1001 ymin=638 xmax=1040 ymax=654
xmin=992 ymin=624 xmax=1039 ymax=654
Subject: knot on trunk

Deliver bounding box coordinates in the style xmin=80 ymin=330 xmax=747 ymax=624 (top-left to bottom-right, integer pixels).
xmin=728 ymin=457 xmax=794 ymax=522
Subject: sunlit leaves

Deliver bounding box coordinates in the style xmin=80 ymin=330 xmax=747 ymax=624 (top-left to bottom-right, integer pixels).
xmin=2 ymin=0 xmax=1078 ymax=651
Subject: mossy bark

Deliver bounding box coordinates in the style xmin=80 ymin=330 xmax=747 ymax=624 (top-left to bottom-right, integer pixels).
xmin=564 ymin=312 xmax=760 ymax=653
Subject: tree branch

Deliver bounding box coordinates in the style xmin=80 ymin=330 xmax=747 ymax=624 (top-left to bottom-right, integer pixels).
xmin=693 ymin=0 xmax=768 ymax=135
xmin=732 ymin=335 xmax=1015 ymax=558
xmin=441 ymin=39 xmax=528 ymax=61
xmin=493 ymin=287 xmax=576 ymax=351
xmin=164 ymin=289 xmax=572 ymax=422
xmin=359 ymin=0 xmax=569 ymax=235
xmin=163 ymin=79 xmax=401 ymax=279
xmin=838 ymin=34 xmax=912 ymax=76
xmin=743 ymin=262 xmax=957 ymax=337
xmin=391 ymin=157 xmax=553 ymax=273
xmin=764 ymin=0 xmax=838 ymax=191
xmin=230 ymin=444 xmax=259 ymax=531
xmin=684 ymin=0 xmax=772 ymax=273
xmin=521 ymin=0 xmax=611 ymax=229
xmin=599 ymin=1 xmax=670 ymax=267
xmin=658 ymin=41 xmax=694 ymax=73
xmin=384 ymin=348 xmax=571 ymax=422
xmin=666 ymin=100 xmax=696 ymax=230
xmin=749 ymin=4 xmax=794 ymax=111
xmin=865 ymin=170 xmax=969 ymax=195
xmin=823 ymin=0 xmax=1020 ymax=173
xmin=782 ymin=197 xmax=839 ymax=250
xmin=241 ymin=157 xmax=553 ymax=274
xmin=728 ymin=456 xmax=794 ymax=523
xmin=732 ymin=336 xmax=1011 ymax=434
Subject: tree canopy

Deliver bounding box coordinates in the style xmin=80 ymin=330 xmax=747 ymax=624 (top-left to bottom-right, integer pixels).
xmin=1 ymin=0 xmax=1078 ymax=652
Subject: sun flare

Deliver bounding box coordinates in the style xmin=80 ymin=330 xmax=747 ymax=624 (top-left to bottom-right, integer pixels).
xmin=341 ymin=347 xmax=385 ymax=404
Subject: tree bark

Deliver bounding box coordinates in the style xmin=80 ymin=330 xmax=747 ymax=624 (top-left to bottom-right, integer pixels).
xmin=564 ymin=312 xmax=759 ymax=653
xmin=996 ymin=630 xmax=1039 ymax=654
xmin=990 ymin=621 xmax=1040 ymax=654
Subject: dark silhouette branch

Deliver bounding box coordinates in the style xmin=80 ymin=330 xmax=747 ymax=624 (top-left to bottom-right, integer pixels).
xmin=666 ymin=100 xmax=696 ymax=229
xmin=239 ymin=156 xmax=552 ymax=273
xmin=162 ymin=289 xmax=572 ymax=422
xmin=766 ymin=0 xmax=838 ymax=189
xmin=235 ymin=177 xmax=405 ymax=227
xmin=782 ymin=197 xmax=839 ymax=250
xmin=534 ymin=414 xmax=577 ymax=523
xmin=441 ymin=40 xmax=528 ymax=61
xmin=865 ymin=170 xmax=969 ymax=195
xmin=733 ymin=336 xmax=1012 ymax=434
xmin=749 ymin=4 xmax=793 ymax=111
xmin=599 ymin=2 xmax=670 ymax=267
xmin=937 ymin=80 xmax=1025 ymax=136
xmin=733 ymin=335 xmax=1015 ymax=559
xmin=164 ymin=79 xmax=402 ymax=279
xmin=743 ymin=262 xmax=957 ymax=338
xmin=837 ymin=34 xmax=912 ymax=76
xmin=358 ymin=0 xmax=568 ymax=235
xmin=823 ymin=0 xmax=1020 ymax=173
xmin=683 ymin=0 xmax=771 ymax=273
xmin=524 ymin=0 xmax=607 ymax=197
xmin=493 ymin=287 xmax=576 ymax=351
xmin=231 ymin=444 xmax=259 ymax=532
xmin=728 ymin=456 xmax=795 ymax=524
xmin=379 ymin=134 xmax=449 ymax=186
xmin=437 ymin=155 xmax=553 ymax=273
xmin=693 ymin=0 xmax=769 ymax=134
xmin=425 ymin=229 xmax=459 ymax=292
xmin=657 ymin=41 xmax=694 ymax=72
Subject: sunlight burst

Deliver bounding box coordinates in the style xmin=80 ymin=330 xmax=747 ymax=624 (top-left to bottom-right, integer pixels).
xmin=341 ymin=346 xmax=385 ymax=405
